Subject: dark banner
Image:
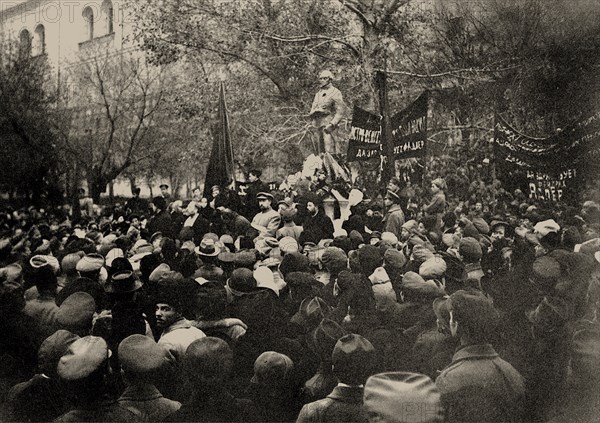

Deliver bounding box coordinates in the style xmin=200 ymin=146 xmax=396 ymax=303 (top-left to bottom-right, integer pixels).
xmin=346 ymin=106 xmax=382 ymax=162
xmin=526 ymin=169 xmax=578 ymax=203
xmin=494 ymin=113 xmax=600 ymax=202
xmin=390 ymin=92 xmax=428 ymax=160
xmin=204 ymin=82 xmax=236 ymax=199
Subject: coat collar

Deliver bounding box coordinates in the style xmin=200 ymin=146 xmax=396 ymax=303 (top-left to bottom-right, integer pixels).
xmin=386 ymin=204 xmax=403 ymax=214
xmin=452 ymin=343 xmax=499 ymax=363
xmin=119 ymin=384 xmax=163 ymax=401
xmin=327 ymin=385 xmax=364 ymax=403
xmin=163 ymin=318 xmax=193 ymax=334
xmin=465 ymin=262 xmax=483 ymax=272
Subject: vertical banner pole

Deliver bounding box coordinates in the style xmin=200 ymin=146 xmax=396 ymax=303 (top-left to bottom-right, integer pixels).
xmin=375 ymin=70 xmax=394 ymax=187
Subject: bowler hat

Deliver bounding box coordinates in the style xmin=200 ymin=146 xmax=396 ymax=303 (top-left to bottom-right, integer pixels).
xmin=251 ymin=351 xmax=294 ymax=386
xmin=310 ymin=318 xmax=346 ymax=360
xmin=105 ymin=270 xmax=142 ymax=293
xmin=227 ymin=268 xmax=257 ymax=294
xmin=291 ymin=296 xmax=331 ymax=329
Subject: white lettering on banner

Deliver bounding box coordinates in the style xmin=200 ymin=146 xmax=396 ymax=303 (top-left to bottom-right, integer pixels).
xmin=393 ymin=140 xmax=424 ymax=155
xmin=529 ymin=183 xmax=563 ymax=202
xmin=526 ymin=169 xmax=576 ymax=182
xmin=355 ymin=148 xmax=380 ymax=159
xmin=505 ymin=155 xmax=531 ymax=168
xmin=350 ymin=127 xmax=381 ymax=144
xmin=569 ymin=130 xmax=600 ymax=149
xmin=578 ymin=111 xmax=600 ymax=129
xmin=392 ymin=116 xmax=426 ymax=138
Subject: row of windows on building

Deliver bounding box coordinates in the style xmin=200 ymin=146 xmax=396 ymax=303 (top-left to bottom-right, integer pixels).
xmin=18 ymin=0 xmax=115 ymax=57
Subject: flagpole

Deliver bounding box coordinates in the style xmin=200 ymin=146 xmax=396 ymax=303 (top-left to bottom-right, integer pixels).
xmin=376 ymin=70 xmax=394 ymax=186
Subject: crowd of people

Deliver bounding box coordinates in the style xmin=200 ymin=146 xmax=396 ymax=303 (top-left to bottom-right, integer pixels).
xmin=1 ymin=158 xmax=600 ymax=423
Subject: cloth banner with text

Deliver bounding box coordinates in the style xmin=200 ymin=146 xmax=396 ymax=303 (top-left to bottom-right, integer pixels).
xmin=390 ymin=92 xmax=428 ymax=160
xmin=494 ymin=113 xmax=600 ymax=202
xmin=346 ymin=106 xmax=382 ymax=161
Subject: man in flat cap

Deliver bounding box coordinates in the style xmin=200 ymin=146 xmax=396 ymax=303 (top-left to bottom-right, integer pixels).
xmin=244 ymin=169 xmax=269 ymax=219
xmin=159 ymin=184 xmax=171 ymax=202
xmin=23 ymin=258 xmax=60 ymax=341
xmin=117 ymin=334 xmax=181 ymax=420
xmin=251 ymin=192 xmax=281 ymax=239
xmin=434 ymin=290 xmax=525 ymax=423
xmin=383 ymin=189 xmax=406 ymax=240
xmin=56 ymin=292 xmax=97 ymax=336
xmin=166 ymin=337 xmax=258 ymax=422
xmin=5 ymin=330 xmax=79 ymax=422
xmin=457 ymin=237 xmax=484 ymax=289
xmin=297 ymin=334 xmax=376 ymax=423
xmin=247 ymin=351 xmax=301 ymax=422
xmin=55 ymin=336 xmax=139 ymax=422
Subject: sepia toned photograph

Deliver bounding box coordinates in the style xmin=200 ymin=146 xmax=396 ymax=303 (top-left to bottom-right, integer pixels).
xmin=0 ymin=1 xmax=598 ymax=422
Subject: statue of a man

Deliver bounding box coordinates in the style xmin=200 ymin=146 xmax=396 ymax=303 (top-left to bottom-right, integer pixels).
xmin=309 ymin=70 xmax=346 ymax=155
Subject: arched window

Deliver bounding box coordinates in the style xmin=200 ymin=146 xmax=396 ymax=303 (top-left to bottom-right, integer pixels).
xmin=82 ymin=6 xmax=94 ymax=40
xmin=101 ymin=0 xmax=114 ymax=34
xmin=19 ymin=29 xmax=32 ymax=58
xmin=34 ymin=24 xmax=45 ymax=55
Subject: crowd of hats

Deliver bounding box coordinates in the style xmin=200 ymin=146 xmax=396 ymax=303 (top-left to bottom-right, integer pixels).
xmin=1 ymin=187 xmax=600 ymax=422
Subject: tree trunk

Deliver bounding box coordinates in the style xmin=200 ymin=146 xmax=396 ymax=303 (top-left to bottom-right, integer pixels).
xmin=89 ymin=174 xmax=107 ymax=204
xmin=146 ymin=176 xmax=154 ymax=198
xmin=128 ymin=176 xmax=136 ymax=194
